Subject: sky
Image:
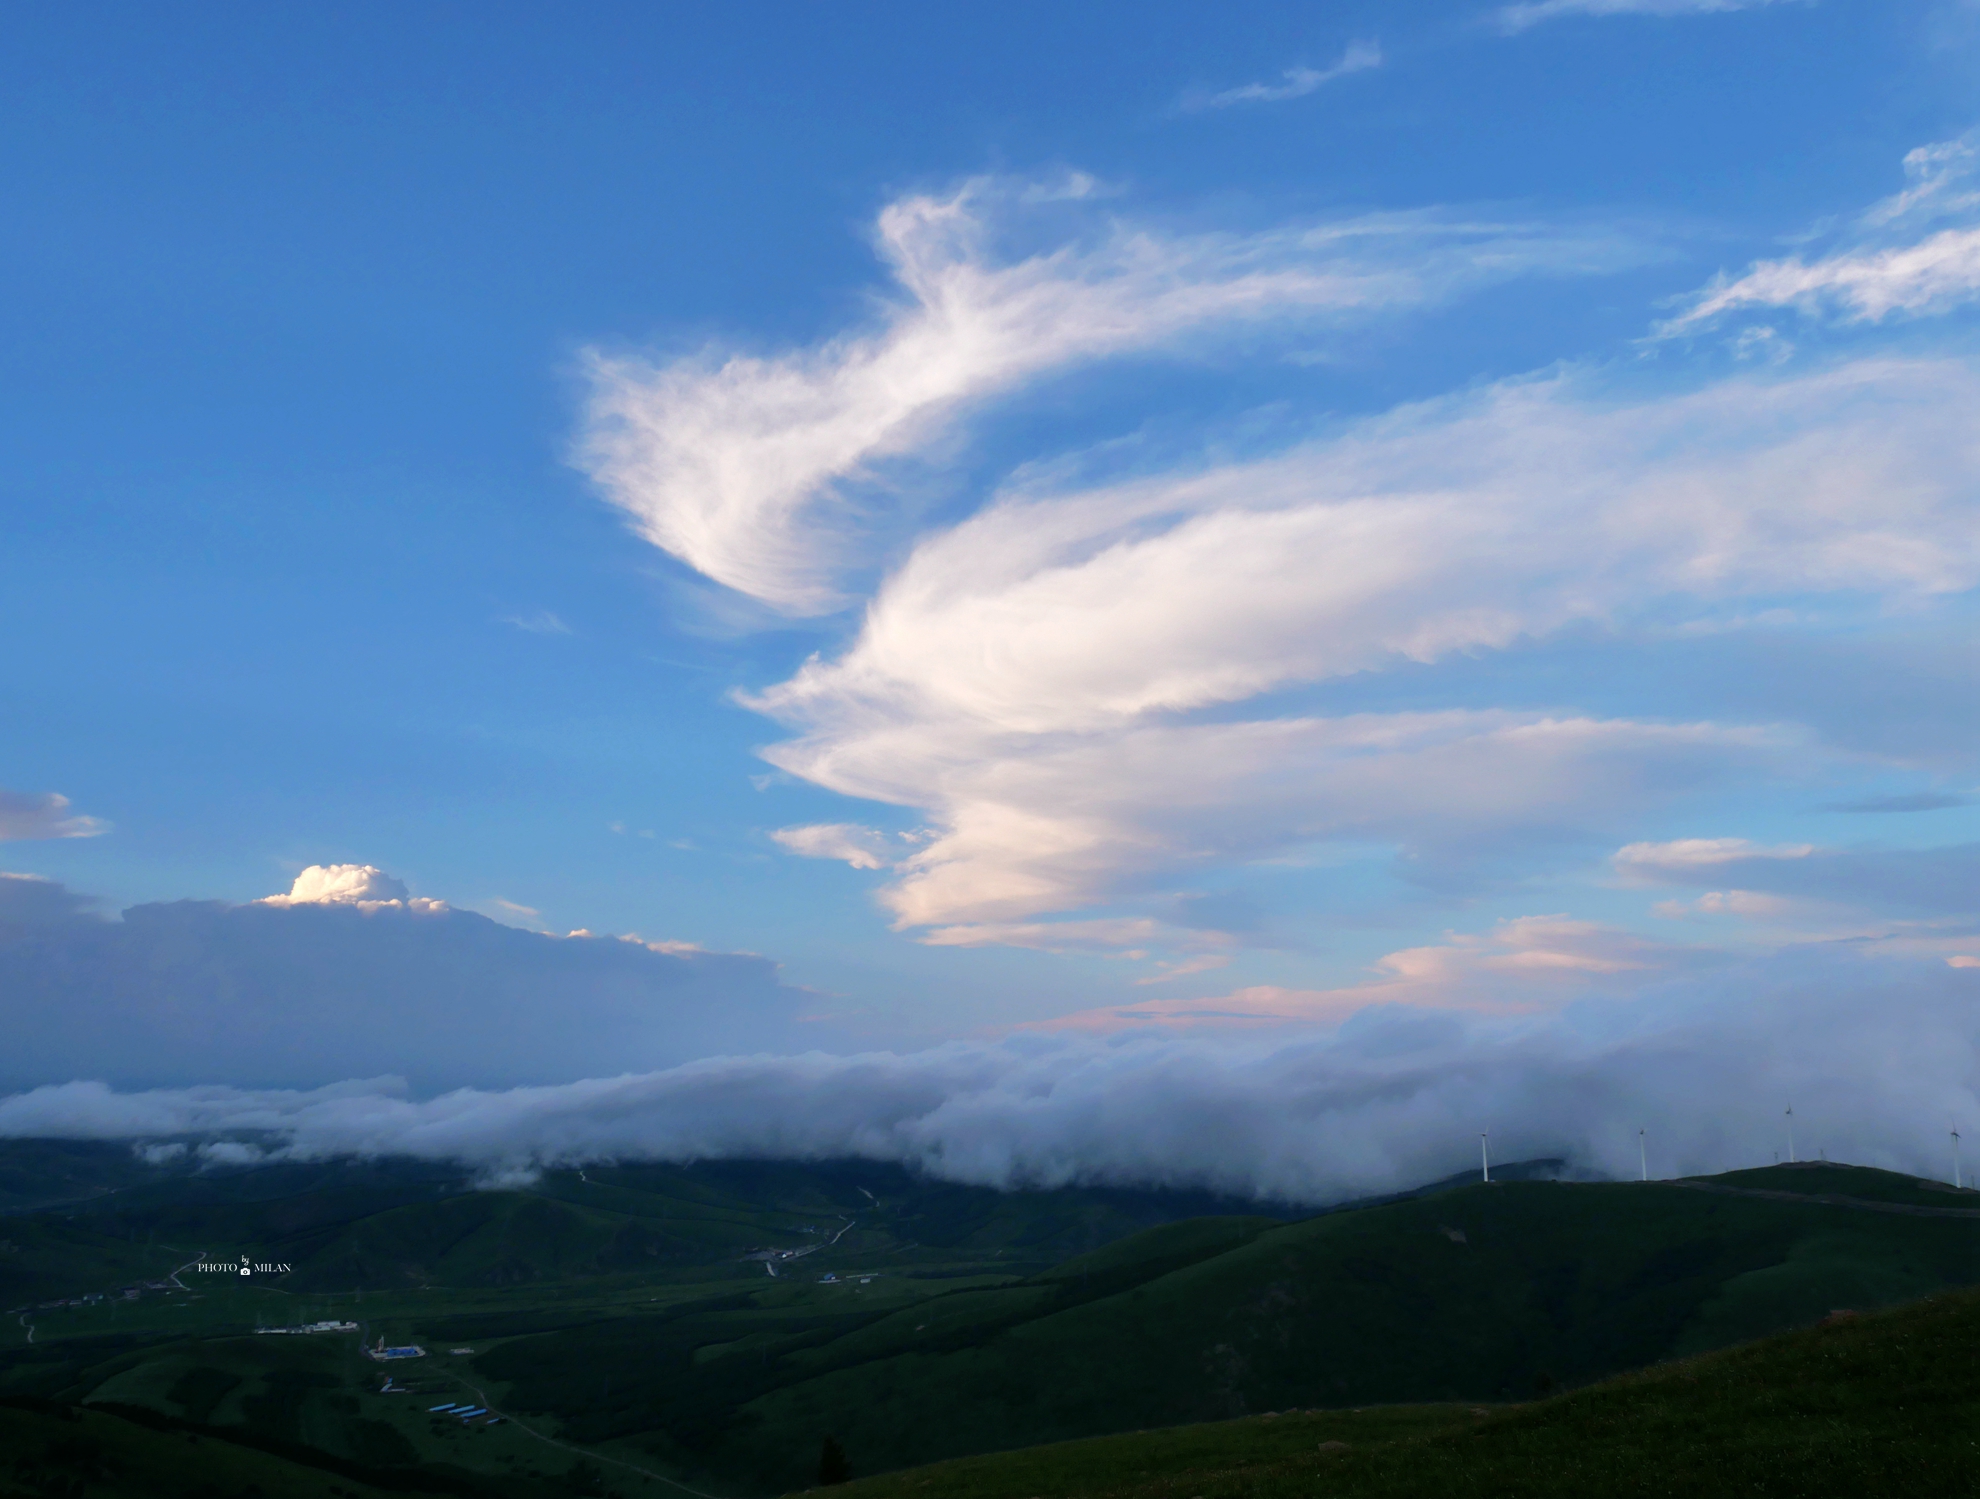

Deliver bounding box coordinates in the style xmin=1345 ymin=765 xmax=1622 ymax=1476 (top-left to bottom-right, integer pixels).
xmin=3 ymin=0 xmax=1978 ymax=1195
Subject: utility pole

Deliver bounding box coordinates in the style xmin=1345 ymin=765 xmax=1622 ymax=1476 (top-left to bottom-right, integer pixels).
xmin=1481 ymin=1133 xmax=1491 ymax=1184
xmin=1639 ymin=1129 xmax=1648 ymax=1183
xmin=1786 ymin=1105 xmax=1796 ymax=1164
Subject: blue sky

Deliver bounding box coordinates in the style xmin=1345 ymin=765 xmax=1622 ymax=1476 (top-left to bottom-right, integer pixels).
xmin=5 ymin=0 xmax=1979 ymax=1086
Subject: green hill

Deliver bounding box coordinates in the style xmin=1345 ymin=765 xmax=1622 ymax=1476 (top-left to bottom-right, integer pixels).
xmin=825 ymin=1285 xmax=1980 ymax=1499
xmin=3 ymin=1149 xmax=1974 ymax=1498
xmin=1 ymin=1145 xmax=1300 ymax=1304
xmin=566 ymin=1167 xmax=1977 ymax=1492
xmin=0 ymin=1394 xmax=489 ymax=1499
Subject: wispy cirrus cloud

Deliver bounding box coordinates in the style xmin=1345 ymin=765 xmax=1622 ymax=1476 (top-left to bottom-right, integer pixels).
xmin=579 ymin=177 xmax=1659 ymax=615
xmin=0 ymin=788 xmax=106 ymax=841
xmin=770 ymin=822 xmax=896 ymax=870
xmin=1033 ymin=914 xmax=1722 ymax=1034
xmin=595 ymin=147 xmax=1980 ymax=972
xmin=1657 ymin=134 xmax=1980 ymax=336
xmin=747 ymin=357 xmax=1980 ymax=934
xmin=1178 ymin=41 xmax=1382 ymax=112
xmin=1613 ymin=838 xmax=1816 ymax=876
xmin=500 ymin=609 xmax=573 ymax=635
xmin=1497 ymin=0 xmax=1796 ymax=34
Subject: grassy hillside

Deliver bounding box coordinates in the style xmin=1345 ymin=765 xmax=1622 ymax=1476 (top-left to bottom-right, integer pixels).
xmin=3 ymin=1150 xmax=1974 ymax=1497
xmin=827 ymin=1285 xmax=1980 ymax=1499
xmin=627 ymin=1171 xmax=1977 ymax=1492
xmin=0 ymin=1395 xmax=483 ymax=1499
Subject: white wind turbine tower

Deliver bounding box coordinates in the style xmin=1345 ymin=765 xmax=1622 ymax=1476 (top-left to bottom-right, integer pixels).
xmin=1954 ymin=1124 xmax=1963 ymax=1190
xmin=1481 ymin=1132 xmax=1491 ymax=1184
xmin=1639 ymin=1129 xmax=1648 ymax=1183
xmin=1785 ymin=1105 xmax=1796 ymax=1164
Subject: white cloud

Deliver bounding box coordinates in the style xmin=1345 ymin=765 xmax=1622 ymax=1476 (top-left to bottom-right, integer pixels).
xmin=1652 ymin=890 xmax=1795 ymax=919
xmin=500 ymin=609 xmax=573 ymax=635
xmin=258 ymin=863 xmax=448 ymax=913
xmin=1614 ymin=838 xmax=1816 ymax=875
xmin=2 ymin=950 xmax=1971 ymax=1202
xmin=921 ymin=916 xmax=1170 ymax=952
xmin=1498 ymin=0 xmax=1794 ymax=34
xmin=744 ymin=357 xmax=1980 ymax=933
xmin=578 ymin=177 xmax=1658 ymax=614
xmin=1181 ymin=42 xmax=1382 ymax=112
xmin=0 ymin=788 xmax=107 ymax=842
xmin=1658 ymin=133 xmax=1980 ymax=335
xmin=771 ymin=823 xmax=895 ymax=870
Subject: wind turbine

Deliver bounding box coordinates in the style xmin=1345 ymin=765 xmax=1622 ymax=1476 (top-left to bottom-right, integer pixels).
xmin=1954 ymin=1124 xmax=1963 ymax=1190
xmin=1785 ymin=1105 xmax=1796 ymax=1164
xmin=1481 ymin=1132 xmax=1491 ymax=1185
xmin=1638 ymin=1129 xmax=1648 ymax=1183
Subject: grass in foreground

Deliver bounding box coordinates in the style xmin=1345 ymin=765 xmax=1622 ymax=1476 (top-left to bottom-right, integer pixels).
xmin=821 ymin=1286 xmax=1980 ymax=1499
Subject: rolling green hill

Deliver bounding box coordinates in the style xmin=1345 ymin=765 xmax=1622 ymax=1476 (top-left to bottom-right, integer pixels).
xmin=2 ymin=1149 xmax=1974 ymax=1498
xmin=545 ymin=1165 xmax=1979 ymax=1493
xmin=827 ymin=1284 xmax=1980 ymax=1499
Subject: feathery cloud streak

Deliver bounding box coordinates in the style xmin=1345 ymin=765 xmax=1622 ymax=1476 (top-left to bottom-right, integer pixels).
xmin=1497 ymin=0 xmax=1795 ymax=33
xmin=754 ymin=358 xmax=1980 ymax=927
xmin=1180 ymin=42 xmax=1382 ymax=112
xmin=2 ymin=953 xmax=1971 ymax=1201
xmin=579 ymin=180 xmax=1656 ymax=614
xmin=1659 ymin=134 xmax=1980 ymax=334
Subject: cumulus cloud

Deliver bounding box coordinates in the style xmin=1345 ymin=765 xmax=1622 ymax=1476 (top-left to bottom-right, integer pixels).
xmin=1180 ymin=42 xmax=1382 ymax=112
xmin=747 ymin=357 xmax=1980 ymax=933
xmin=257 ymin=863 xmax=439 ymax=910
xmin=1 ymin=952 xmax=1971 ymax=1202
xmin=1498 ymin=0 xmax=1795 ymax=33
xmin=1658 ymin=133 xmax=1980 ymax=336
xmin=578 ymin=176 xmax=1658 ymax=614
xmin=0 ymin=870 xmax=820 ymax=1093
xmin=770 ymin=823 xmax=896 ymax=870
xmin=0 ymin=788 xmax=107 ymax=841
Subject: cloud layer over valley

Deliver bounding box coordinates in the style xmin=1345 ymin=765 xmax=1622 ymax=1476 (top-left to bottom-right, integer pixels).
xmin=3 ymin=952 xmax=1972 ymax=1203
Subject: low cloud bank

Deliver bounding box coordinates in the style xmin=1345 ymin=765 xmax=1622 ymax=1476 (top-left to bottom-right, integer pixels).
xmin=0 ymin=869 xmax=814 ymax=1093
xmin=3 ymin=953 xmax=1971 ymax=1203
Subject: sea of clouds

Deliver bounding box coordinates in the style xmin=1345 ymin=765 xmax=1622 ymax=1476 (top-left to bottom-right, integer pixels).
xmin=2 ymin=947 xmax=1971 ymax=1203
